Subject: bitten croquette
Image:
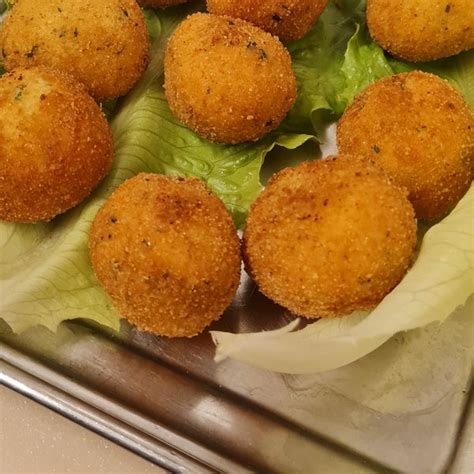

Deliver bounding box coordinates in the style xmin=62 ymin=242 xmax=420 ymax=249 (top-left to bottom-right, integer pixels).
xmin=207 ymin=0 xmax=329 ymax=42
xmin=337 ymin=71 xmax=473 ymax=220
xmin=367 ymin=0 xmax=474 ymax=62
xmin=89 ymin=174 xmax=241 ymax=338
xmin=243 ymin=156 xmax=417 ymax=318
xmin=0 ymin=0 xmax=150 ymax=101
xmin=164 ymin=13 xmax=297 ymax=144
xmin=0 ymin=67 xmax=114 ymax=222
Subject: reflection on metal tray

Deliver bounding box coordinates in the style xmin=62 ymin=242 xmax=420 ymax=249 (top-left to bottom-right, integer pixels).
xmin=1 ymin=272 xmax=472 ymax=473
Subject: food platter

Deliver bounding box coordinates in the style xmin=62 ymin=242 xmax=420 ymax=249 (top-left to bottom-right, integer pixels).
xmin=0 ymin=0 xmax=473 ymax=471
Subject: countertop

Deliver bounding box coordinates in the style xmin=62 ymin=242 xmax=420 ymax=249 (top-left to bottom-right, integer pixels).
xmin=0 ymin=385 xmax=163 ymax=473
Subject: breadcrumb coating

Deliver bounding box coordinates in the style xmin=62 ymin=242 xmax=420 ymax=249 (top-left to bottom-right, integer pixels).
xmin=0 ymin=67 xmax=114 ymax=222
xmin=0 ymin=0 xmax=150 ymax=101
xmin=206 ymin=0 xmax=329 ymax=42
xmin=337 ymin=71 xmax=473 ymax=220
xmin=243 ymin=156 xmax=417 ymax=318
xmin=138 ymin=0 xmax=189 ymax=7
xmin=89 ymin=173 xmax=241 ymax=338
xmin=367 ymin=0 xmax=474 ymax=62
xmin=164 ymin=13 xmax=297 ymax=144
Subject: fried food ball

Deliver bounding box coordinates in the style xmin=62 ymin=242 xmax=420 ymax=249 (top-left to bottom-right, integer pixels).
xmin=367 ymin=0 xmax=474 ymax=62
xmin=89 ymin=173 xmax=241 ymax=338
xmin=164 ymin=13 xmax=297 ymax=144
xmin=138 ymin=0 xmax=189 ymax=7
xmin=0 ymin=67 xmax=114 ymax=222
xmin=337 ymin=71 xmax=473 ymax=220
xmin=0 ymin=0 xmax=150 ymax=101
xmin=207 ymin=0 xmax=329 ymax=42
xmin=243 ymin=156 xmax=417 ymax=318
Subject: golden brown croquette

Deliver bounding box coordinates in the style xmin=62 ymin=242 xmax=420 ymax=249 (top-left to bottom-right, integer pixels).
xmin=367 ymin=0 xmax=474 ymax=62
xmin=138 ymin=0 xmax=189 ymax=7
xmin=164 ymin=13 xmax=297 ymax=144
xmin=337 ymin=71 xmax=473 ymax=220
xmin=243 ymin=156 xmax=417 ymax=319
xmin=207 ymin=0 xmax=329 ymax=42
xmin=89 ymin=173 xmax=241 ymax=338
xmin=0 ymin=0 xmax=150 ymax=101
xmin=0 ymin=67 xmax=114 ymax=223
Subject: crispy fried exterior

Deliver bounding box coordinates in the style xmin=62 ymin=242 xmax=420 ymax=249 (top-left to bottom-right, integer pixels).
xmin=367 ymin=0 xmax=474 ymax=62
xmin=89 ymin=174 xmax=241 ymax=338
xmin=0 ymin=67 xmax=114 ymax=222
xmin=207 ymin=0 xmax=328 ymax=42
xmin=243 ymin=156 xmax=417 ymax=318
xmin=164 ymin=13 xmax=297 ymax=144
xmin=138 ymin=0 xmax=189 ymax=7
xmin=337 ymin=71 xmax=473 ymax=220
xmin=0 ymin=0 xmax=150 ymax=101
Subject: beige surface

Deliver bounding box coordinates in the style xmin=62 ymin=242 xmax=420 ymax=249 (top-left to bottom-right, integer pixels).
xmin=0 ymin=385 xmax=163 ymax=474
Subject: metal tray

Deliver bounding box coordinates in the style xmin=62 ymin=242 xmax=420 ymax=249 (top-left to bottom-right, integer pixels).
xmin=1 ymin=272 xmax=472 ymax=473
xmin=0 ymin=7 xmax=471 ymax=466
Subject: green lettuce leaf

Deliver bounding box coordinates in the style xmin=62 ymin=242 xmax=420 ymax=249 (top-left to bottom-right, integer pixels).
xmin=335 ymin=23 xmax=394 ymax=112
xmin=285 ymin=0 xmax=473 ymax=132
xmin=0 ymin=204 xmax=121 ymax=333
xmin=282 ymin=0 xmax=365 ymax=133
xmin=211 ymin=185 xmax=474 ymax=374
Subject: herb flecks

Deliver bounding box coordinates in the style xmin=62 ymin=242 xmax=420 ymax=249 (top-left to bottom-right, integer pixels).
xmin=246 ymin=41 xmax=268 ymax=61
xmin=14 ymin=84 xmax=26 ymax=101
xmin=25 ymin=45 xmax=39 ymax=59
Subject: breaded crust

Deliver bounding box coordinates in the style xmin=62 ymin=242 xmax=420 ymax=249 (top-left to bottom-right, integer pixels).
xmin=243 ymin=156 xmax=417 ymax=318
xmin=0 ymin=0 xmax=150 ymax=101
xmin=207 ymin=0 xmax=329 ymax=42
xmin=164 ymin=13 xmax=297 ymax=144
xmin=138 ymin=0 xmax=189 ymax=7
xmin=89 ymin=173 xmax=241 ymax=338
xmin=337 ymin=71 xmax=473 ymax=220
xmin=367 ymin=0 xmax=474 ymax=62
xmin=0 ymin=67 xmax=114 ymax=222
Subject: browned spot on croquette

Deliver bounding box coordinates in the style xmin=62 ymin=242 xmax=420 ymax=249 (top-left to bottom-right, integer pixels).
xmin=367 ymin=0 xmax=474 ymax=62
xmin=0 ymin=67 xmax=114 ymax=223
xmin=243 ymin=156 xmax=417 ymax=319
xmin=207 ymin=0 xmax=329 ymax=42
xmin=337 ymin=71 xmax=473 ymax=220
xmin=164 ymin=13 xmax=297 ymax=144
xmin=0 ymin=0 xmax=150 ymax=101
xmin=89 ymin=174 xmax=241 ymax=338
